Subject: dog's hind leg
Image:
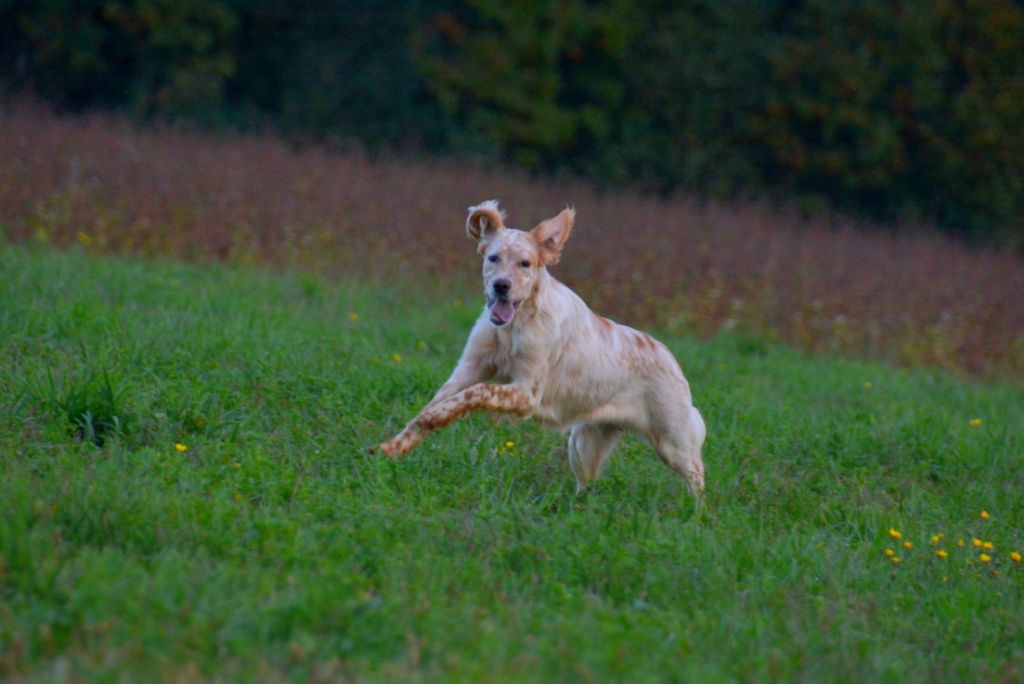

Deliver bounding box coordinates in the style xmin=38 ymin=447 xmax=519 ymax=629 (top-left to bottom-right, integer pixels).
xmin=567 ymin=423 xmax=622 ymax=493
xmin=650 ymin=405 xmax=706 ymax=498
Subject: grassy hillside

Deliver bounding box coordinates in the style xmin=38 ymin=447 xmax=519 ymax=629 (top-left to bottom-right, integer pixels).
xmin=1 ymin=246 xmax=1023 ymax=682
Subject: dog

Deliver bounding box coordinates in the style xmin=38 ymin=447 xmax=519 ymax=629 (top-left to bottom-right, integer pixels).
xmin=375 ymin=200 xmax=706 ymax=496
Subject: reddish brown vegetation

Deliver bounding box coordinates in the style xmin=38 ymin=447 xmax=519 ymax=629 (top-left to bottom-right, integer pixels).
xmin=2 ymin=103 xmax=1023 ymax=377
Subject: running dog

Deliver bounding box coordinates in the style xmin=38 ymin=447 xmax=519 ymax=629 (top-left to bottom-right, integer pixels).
xmin=374 ymin=201 xmax=706 ymax=496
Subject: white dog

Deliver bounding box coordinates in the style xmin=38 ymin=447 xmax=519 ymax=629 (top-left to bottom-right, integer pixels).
xmin=376 ymin=201 xmax=706 ymax=496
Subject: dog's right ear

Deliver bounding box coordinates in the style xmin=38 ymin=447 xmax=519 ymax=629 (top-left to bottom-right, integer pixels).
xmin=466 ymin=200 xmax=506 ymax=251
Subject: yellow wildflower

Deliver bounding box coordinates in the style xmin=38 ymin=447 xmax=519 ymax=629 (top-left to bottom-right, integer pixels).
xmin=175 ymin=443 xmax=188 ymax=453
xmin=968 ymin=418 xmax=982 ymax=427
xmin=505 ymin=441 xmax=515 ymax=448
xmin=885 ymin=548 xmax=895 ymax=557
xmin=972 ymin=538 xmax=983 ymax=547
xmin=935 ymin=549 xmax=948 ymax=558
xmin=957 ymin=539 xmax=965 ymax=547
xmin=392 ymin=353 xmax=402 ymax=363
xmin=348 ymin=312 xmax=359 ymax=322
xmin=888 ymin=528 xmax=902 ymax=540
xmin=1011 ymin=551 xmax=1022 ymax=563
xmin=903 ymin=541 xmax=913 ymax=550
xmin=982 ymin=541 xmax=993 ymax=551
xmin=980 ymin=510 xmax=990 ymax=520
xmin=863 ymin=381 xmax=872 ymax=390
xmin=891 ymin=556 xmax=902 ymax=564
xmin=980 ymin=553 xmax=991 ymax=563
xmin=931 ymin=533 xmax=943 ymax=544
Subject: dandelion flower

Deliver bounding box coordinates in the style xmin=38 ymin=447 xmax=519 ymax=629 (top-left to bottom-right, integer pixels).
xmin=969 ymin=418 xmax=982 ymax=427
xmin=348 ymin=312 xmax=359 ymax=322
xmin=885 ymin=549 xmax=895 ymax=557
xmin=957 ymin=539 xmax=965 ymax=547
xmin=889 ymin=528 xmax=902 ymax=540
xmin=972 ymin=538 xmax=983 ymax=547
xmin=980 ymin=510 xmax=990 ymax=520
xmin=982 ymin=541 xmax=993 ymax=551
xmin=175 ymin=443 xmax=188 ymax=453
xmin=931 ymin=534 xmax=943 ymax=544
xmin=863 ymin=381 xmax=873 ymax=390
xmin=936 ymin=549 xmax=948 ymax=558
xmin=980 ymin=553 xmax=991 ymax=563
xmin=903 ymin=541 xmax=913 ymax=549
xmin=505 ymin=441 xmax=515 ymax=448
xmin=891 ymin=556 xmax=902 ymax=564
xmin=1011 ymin=551 xmax=1022 ymax=563
xmin=392 ymin=353 xmax=402 ymax=363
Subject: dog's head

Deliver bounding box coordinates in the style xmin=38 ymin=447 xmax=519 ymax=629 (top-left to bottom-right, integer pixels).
xmin=466 ymin=200 xmax=575 ymax=327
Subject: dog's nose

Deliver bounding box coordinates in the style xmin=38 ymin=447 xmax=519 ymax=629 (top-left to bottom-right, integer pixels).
xmin=493 ymin=279 xmax=511 ymax=297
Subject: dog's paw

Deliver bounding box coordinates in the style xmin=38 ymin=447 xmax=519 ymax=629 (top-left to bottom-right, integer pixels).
xmin=376 ymin=440 xmax=402 ymax=459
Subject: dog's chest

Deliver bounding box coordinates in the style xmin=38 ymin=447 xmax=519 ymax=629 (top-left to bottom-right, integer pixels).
xmin=486 ymin=326 xmax=542 ymax=380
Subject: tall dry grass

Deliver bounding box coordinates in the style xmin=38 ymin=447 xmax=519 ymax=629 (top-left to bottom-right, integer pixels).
xmin=3 ymin=102 xmax=1022 ymax=376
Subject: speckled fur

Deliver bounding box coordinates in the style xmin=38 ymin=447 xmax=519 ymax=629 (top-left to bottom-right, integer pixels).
xmin=376 ymin=200 xmax=706 ymax=496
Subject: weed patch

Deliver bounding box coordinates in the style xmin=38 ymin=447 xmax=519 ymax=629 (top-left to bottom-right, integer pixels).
xmin=41 ymin=367 xmax=130 ymax=447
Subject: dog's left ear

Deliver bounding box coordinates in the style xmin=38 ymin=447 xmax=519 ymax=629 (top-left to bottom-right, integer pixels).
xmin=531 ymin=207 xmax=575 ymax=266
xmin=467 ymin=200 xmax=506 ymax=251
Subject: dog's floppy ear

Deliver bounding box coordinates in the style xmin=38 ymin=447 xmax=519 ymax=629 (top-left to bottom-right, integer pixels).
xmin=531 ymin=206 xmax=575 ymax=265
xmin=467 ymin=200 xmax=506 ymax=250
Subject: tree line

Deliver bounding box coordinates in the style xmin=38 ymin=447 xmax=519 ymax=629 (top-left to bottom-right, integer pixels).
xmin=2 ymin=0 xmax=1023 ymax=246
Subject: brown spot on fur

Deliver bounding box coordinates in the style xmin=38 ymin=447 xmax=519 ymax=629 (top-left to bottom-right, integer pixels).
xmin=634 ymin=333 xmax=651 ymax=349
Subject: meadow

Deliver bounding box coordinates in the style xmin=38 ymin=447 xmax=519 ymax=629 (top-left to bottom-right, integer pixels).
xmin=2 ymin=245 xmax=1022 ymax=682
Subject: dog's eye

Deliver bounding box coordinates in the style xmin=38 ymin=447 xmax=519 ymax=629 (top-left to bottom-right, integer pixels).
xmin=487 ymin=254 xmax=499 ymax=263
xmin=519 ymin=260 xmax=531 ymax=268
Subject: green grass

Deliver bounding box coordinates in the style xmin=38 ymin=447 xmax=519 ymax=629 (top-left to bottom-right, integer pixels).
xmin=1 ymin=245 xmax=1022 ymax=682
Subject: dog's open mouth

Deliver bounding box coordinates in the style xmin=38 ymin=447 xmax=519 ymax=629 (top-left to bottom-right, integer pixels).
xmin=488 ymin=297 xmax=521 ymax=326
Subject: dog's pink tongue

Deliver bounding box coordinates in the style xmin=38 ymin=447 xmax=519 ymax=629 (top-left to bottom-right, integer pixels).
xmin=491 ymin=300 xmax=515 ymax=324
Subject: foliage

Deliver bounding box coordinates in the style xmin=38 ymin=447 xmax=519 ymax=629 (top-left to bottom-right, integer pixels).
xmin=5 ymin=0 xmax=236 ymax=117
xmin=416 ymin=0 xmax=641 ymax=169
xmin=2 ymin=1 xmax=1023 ymax=242
xmin=1 ymin=246 xmax=1023 ymax=680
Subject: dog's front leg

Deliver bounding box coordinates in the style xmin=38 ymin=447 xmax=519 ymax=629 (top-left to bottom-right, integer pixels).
xmin=374 ymin=338 xmax=494 ymax=457
xmin=377 ymin=383 xmax=534 ymax=458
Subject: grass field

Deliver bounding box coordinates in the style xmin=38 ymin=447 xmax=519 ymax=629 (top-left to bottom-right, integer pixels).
xmin=1 ymin=245 xmax=1023 ymax=682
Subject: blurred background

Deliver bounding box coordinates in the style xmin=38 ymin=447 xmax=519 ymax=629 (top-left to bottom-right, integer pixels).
xmin=3 ymin=0 xmax=1023 ymax=246
xmin=2 ymin=0 xmax=1024 ymax=376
